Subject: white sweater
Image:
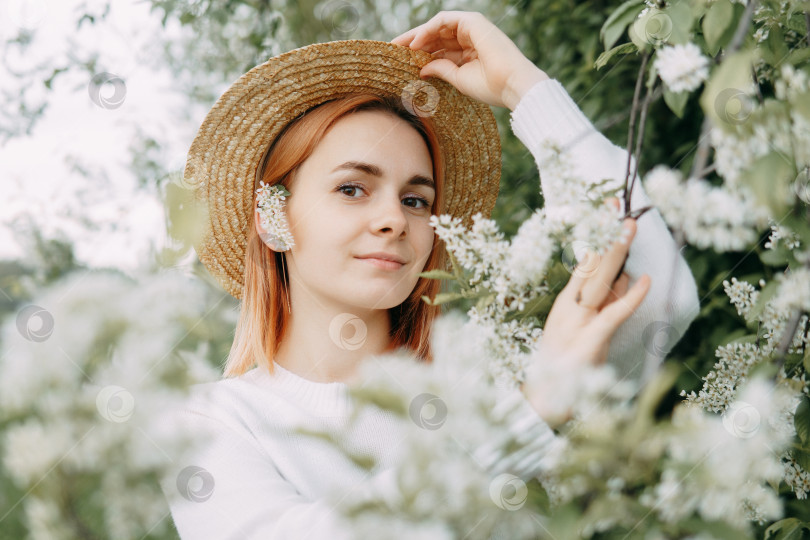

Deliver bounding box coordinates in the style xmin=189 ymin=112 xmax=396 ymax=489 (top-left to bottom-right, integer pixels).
xmin=160 ymin=79 xmax=700 ymax=539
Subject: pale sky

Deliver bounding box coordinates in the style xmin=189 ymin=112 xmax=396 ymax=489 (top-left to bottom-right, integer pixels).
xmin=0 ymin=0 xmax=213 ymax=272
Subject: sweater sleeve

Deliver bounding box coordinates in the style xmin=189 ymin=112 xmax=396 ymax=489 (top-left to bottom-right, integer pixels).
xmin=160 ymin=406 xmax=354 ymax=540
xmin=478 ymin=384 xmax=564 ymax=482
xmin=509 ymin=78 xmax=701 ymax=381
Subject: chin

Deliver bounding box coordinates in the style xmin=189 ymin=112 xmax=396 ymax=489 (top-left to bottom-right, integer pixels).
xmin=348 ymin=289 xmax=411 ymax=311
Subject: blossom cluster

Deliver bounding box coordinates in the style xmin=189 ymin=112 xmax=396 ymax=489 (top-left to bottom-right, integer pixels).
xmin=0 ymin=269 xmax=221 ymax=539
xmin=643 ymin=165 xmax=769 ymax=251
xmin=255 ymin=181 xmax=295 ymax=250
xmin=325 ymin=313 xmax=558 ymax=539
xmin=650 ymin=379 xmax=796 ymax=529
xmin=654 ymin=42 xmax=710 ymax=93
xmin=682 ymin=271 xmax=810 ymax=501
xmin=428 ymin=138 xmax=627 ymax=390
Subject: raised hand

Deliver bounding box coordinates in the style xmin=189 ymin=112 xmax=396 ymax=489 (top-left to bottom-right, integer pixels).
xmin=520 ymin=202 xmax=651 ymax=424
xmin=391 ymin=11 xmax=549 ymax=110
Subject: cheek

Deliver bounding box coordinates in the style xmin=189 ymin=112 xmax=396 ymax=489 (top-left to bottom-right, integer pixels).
xmin=414 ymin=222 xmax=436 ymax=259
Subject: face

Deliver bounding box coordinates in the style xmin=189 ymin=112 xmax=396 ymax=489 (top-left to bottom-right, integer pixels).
xmin=256 ymin=109 xmax=437 ymax=313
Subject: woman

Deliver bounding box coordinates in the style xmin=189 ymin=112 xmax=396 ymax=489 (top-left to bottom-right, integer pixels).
xmin=161 ymin=10 xmax=699 ymax=538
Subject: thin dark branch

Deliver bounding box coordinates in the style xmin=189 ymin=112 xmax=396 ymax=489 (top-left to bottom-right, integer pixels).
xmin=697 ymin=163 xmax=716 ymax=178
xmin=629 ymin=78 xmax=656 ymax=207
xmin=690 ymin=117 xmax=714 ymax=180
xmin=624 ymin=51 xmax=651 ymax=215
xmin=625 ymin=205 xmax=654 ymax=220
xmin=806 ymin=12 xmax=810 ymax=46
xmin=774 ymin=308 xmax=805 ymax=372
xmin=729 ymin=0 xmax=759 ymax=53
xmin=751 ymin=66 xmax=764 ymax=104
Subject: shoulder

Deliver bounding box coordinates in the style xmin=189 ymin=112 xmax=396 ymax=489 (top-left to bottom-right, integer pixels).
xmin=167 ymin=368 xmax=294 ymax=441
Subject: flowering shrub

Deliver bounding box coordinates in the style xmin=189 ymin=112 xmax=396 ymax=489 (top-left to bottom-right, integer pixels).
xmin=0 ymin=270 xmax=222 ymax=539
xmin=314 ymin=0 xmax=810 ymax=538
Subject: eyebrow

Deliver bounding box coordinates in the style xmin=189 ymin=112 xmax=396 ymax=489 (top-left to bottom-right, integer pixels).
xmin=331 ymin=160 xmax=435 ymax=190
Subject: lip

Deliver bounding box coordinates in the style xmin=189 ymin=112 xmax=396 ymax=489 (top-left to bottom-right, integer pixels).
xmin=355 ymin=252 xmax=407 ymax=270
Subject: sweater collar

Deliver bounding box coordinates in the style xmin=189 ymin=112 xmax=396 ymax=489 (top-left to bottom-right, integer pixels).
xmin=264 ymin=361 xmax=355 ymax=417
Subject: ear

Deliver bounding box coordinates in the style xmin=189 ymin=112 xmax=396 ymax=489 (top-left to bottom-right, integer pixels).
xmin=254 ymin=208 xmax=282 ymax=252
xmin=254 ymin=207 xmax=266 ymax=235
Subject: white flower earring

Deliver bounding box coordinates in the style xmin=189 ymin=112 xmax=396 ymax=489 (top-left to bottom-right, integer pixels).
xmin=255 ymin=181 xmax=295 ymax=251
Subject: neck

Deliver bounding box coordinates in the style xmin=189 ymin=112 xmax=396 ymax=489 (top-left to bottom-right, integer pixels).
xmin=273 ymin=293 xmax=394 ymax=385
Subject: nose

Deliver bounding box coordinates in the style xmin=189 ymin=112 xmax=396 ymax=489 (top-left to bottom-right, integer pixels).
xmin=370 ymin=194 xmax=408 ymax=238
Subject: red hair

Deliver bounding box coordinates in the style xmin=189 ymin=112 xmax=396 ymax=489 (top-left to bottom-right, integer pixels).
xmin=224 ymin=93 xmax=449 ymax=377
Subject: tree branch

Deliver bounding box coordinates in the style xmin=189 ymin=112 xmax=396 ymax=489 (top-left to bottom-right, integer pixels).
xmin=624 ymin=51 xmax=651 ymax=215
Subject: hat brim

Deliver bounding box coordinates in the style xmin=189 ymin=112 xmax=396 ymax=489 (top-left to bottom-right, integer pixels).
xmin=183 ymin=39 xmax=501 ymax=300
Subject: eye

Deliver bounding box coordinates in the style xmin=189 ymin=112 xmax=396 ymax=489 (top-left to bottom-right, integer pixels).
xmin=403 ymin=195 xmax=431 ymax=210
xmin=336 ymin=182 xmax=365 ymax=198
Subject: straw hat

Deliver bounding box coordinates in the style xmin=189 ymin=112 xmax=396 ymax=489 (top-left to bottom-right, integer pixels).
xmin=183 ymin=39 xmax=501 ymax=300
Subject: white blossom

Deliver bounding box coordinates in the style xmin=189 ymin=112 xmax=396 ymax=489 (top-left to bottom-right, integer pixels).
xmin=680 ymin=342 xmax=762 ymax=413
xmin=654 ymin=43 xmax=710 ymax=93
xmin=644 ymin=165 xmax=769 ymax=251
xmin=0 ymin=269 xmax=222 ymax=539
xmin=784 ymin=455 xmax=810 ymax=499
xmin=765 ymin=221 xmax=802 ymax=250
xmin=654 ymin=378 xmax=796 ymax=530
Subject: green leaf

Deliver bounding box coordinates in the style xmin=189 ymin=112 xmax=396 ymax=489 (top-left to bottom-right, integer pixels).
xmin=595 ymin=42 xmax=638 ymax=70
xmin=739 ymin=151 xmax=796 ymax=217
xmin=796 ymin=396 xmax=810 ymax=445
xmin=702 ymin=0 xmax=734 ymax=52
xmin=726 ymin=333 xmax=758 ymax=345
xmin=418 ymin=269 xmax=456 ymax=280
xmin=665 ymin=0 xmax=696 ymax=45
xmin=633 ymin=1 xmax=694 ymax=48
xmin=759 ymin=245 xmax=791 ymax=267
xmin=421 ymin=291 xmax=465 ymax=305
xmin=600 ymin=0 xmax=646 ymax=50
xmin=792 ymin=445 xmax=810 ymax=471
xmin=765 ymin=517 xmax=810 ymax=540
xmin=700 ymin=49 xmax=756 ymax=129
xmin=763 ymin=25 xmax=790 ymax=66
xmin=663 ymin=88 xmax=689 ymax=117
xmin=634 ymin=363 xmax=681 ymax=424
xmin=804 ymin=347 xmax=810 ymax=373
xmin=680 ymin=517 xmax=753 ymax=540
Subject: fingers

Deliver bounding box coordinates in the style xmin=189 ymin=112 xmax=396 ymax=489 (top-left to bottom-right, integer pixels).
xmin=577 ymin=219 xmax=636 ymax=309
xmin=600 ymin=272 xmax=630 ymax=309
xmin=390 ymin=29 xmax=417 ymax=46
xmin=593 ymin=274 xmax=651 ymax=336
xmin=391 ymin=11 xmax=481 ymax=54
